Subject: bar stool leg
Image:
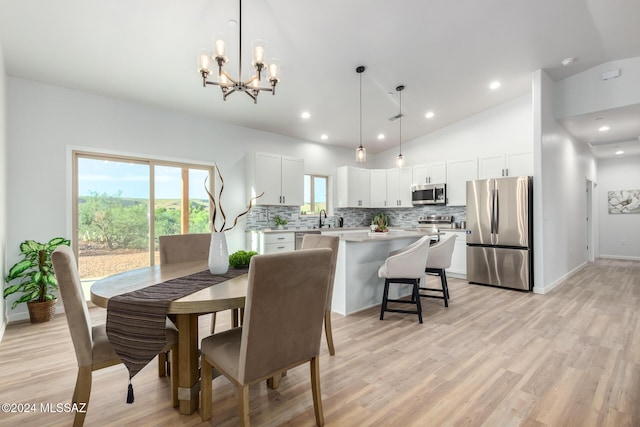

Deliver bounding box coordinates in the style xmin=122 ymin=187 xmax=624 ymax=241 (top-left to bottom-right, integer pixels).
xmin=414 ymin=279 xmax=423 ymax=324
xmin=380 ymin=279 xmax=390 ymax=320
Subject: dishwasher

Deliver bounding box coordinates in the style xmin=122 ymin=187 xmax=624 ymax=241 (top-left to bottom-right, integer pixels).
xmin=294 ymin=230 xmax=321 ymax=249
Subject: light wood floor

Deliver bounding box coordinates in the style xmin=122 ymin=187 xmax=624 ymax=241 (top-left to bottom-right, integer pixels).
xmin=1 ymin=258 xmax=639 ymax=426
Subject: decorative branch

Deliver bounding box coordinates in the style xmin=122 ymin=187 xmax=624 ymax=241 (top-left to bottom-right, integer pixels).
xmin=204 ymin=163 xmax=264 ymax=232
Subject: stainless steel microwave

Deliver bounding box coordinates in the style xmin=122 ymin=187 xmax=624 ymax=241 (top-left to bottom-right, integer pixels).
xmin=411 ymin=183 xmax=446 ymax=205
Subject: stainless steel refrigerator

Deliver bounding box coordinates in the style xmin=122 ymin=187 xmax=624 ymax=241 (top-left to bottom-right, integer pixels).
xmin=466 ymin=176 xmax=533 ymax=291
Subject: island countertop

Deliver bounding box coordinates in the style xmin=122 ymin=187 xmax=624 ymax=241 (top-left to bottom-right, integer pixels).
xmin=321 ymin=229 xmax=441 ymax=242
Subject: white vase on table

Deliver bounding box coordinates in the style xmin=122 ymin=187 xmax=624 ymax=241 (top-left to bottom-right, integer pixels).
xmin=208 ymin=232 xmax=229 ymax=275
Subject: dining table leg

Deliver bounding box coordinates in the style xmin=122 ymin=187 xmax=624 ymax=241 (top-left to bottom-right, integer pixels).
xmin=176 ymin=313 xmax=199 ymax=415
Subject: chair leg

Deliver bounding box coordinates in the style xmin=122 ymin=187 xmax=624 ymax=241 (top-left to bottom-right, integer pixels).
xmin=158 ymin=351 xmax=168 ymax=377
xmin=267 ymin=374 xmax=281 ymax=389
xmin=210 ymin=312 xmax=217 ymax=334
xmin=440 ymin=270 xmax=449 ymax=307
xmin=239 ymin=384 xmax=250 ymax=427
xmin=72 ymin=366 xmax=92 ymax=427
xmin=414 ymin=281 xmax=423 ymax=324
xmin=200 ymin=358 xmax=213 ymax=421
xmin=170 ymin=343 xmax=179 ymax=408
xmin=310 ymin=356 xmax=324 ymax=426
xmin=324 ymin=310 xmax=335 ymax=356
xmin=380 ymin=279 xmax=390 ymax=320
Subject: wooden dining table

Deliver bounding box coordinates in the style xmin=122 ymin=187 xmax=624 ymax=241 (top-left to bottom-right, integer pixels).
xmin=90 ymin=260 xmax=248 ymax=415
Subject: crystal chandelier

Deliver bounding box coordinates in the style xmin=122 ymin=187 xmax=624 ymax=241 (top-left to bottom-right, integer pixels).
xmin=197 ymin=0 xmax=280 ymax=104
xmin=355 ymin=66 xmax=366 ymax=163
xmin=396 ymin=85 xmax=405 ymax=168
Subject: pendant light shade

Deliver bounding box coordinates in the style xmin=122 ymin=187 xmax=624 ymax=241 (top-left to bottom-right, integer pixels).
xmin=355 ymin=66 xmax=366 ymax=163
xmin=396 ymin=85 xmax=405 ymax=168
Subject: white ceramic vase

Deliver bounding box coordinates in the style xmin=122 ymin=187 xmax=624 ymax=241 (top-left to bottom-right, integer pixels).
xmin=208 ymin=232 xmax=229 ymax=275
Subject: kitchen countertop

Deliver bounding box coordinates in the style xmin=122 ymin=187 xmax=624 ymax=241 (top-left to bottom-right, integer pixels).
xmin=247 ymin=227 xmax=466 ymax=234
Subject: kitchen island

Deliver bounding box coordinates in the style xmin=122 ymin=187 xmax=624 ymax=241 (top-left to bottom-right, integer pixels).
xmin=321 ymin=229 xmax=435 ymax=315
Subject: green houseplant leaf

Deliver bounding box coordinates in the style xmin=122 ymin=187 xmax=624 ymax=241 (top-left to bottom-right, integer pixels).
xmin=4 ymin=237 xmax=70 ymax=309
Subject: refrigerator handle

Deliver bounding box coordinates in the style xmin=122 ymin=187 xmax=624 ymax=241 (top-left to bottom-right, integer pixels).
xmin=494 ymin=189 xmax=499 ymax=234
xmin=490 ymin=189 xmax=496 ymax=238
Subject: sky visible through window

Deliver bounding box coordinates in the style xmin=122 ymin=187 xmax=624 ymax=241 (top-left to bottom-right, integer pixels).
xmin=78 ymin=158 xmax=209 ymax=200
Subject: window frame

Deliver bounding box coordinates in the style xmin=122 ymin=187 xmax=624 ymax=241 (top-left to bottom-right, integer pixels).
xmin=72 ymin=150 xmax=214 ymax=267
xmin=303 ymin=173 xmax=329 ymax=215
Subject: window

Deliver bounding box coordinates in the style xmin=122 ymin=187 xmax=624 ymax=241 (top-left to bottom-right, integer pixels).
xmin=301 ymin=174 xmax=328 ymax=215
xmin=73 ymin=151 xmax=213 ymax=285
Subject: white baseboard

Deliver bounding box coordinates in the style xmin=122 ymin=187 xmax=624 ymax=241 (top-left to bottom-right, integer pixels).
xmin=598 ymin=254 xmax=640 ymax=261
xmin=532 ymin=261 xmax=587 ymax=295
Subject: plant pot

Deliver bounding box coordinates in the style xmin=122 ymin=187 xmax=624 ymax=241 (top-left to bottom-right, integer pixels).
xmin=27 ymin=299 xmax=57 ymax=323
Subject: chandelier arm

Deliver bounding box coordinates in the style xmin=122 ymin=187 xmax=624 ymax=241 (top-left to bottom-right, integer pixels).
xmin=223 ymin=88 xmax=237 ymax=101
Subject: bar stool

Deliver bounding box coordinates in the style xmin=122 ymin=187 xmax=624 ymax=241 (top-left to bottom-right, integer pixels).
xmin=378 ymin=236 xmax=432 ymax=323
xmin=420 ymin=234 xmax=457 ymax=307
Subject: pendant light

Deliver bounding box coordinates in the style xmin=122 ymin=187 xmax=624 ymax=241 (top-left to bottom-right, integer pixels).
xmin=355 ymin=66 xmax=366 ymax=163
xmin=396 ymin=85 xmax=405 ymax=168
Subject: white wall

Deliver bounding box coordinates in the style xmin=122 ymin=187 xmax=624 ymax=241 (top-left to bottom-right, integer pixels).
xmin=597 ymin=155 xmax=640 ymax=260
xmin=554 ymin=56 xmax=640 ymax=118
xmin=5 ymin=77 xmax=356 ymax=322
xmin=0 ymin=41 xmax=7 ymax=338
xmin=533 ymin=70 xmax=597 ymax=294
xmin=372 ymin=94 xmax=533 ymax=168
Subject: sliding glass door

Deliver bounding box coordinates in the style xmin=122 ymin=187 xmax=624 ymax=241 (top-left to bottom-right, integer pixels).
xmin=74 ymin=152 xmax=213 ymax=288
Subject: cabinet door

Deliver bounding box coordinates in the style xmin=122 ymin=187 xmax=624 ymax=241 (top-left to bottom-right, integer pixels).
xmin=370 ymin=169 xmax=388 ymax=208
xmin=281 ymin=156 xmax=304 ymax=206
xmin=506 ymin=152 xmax=533 ymax=177
xmin=441 ymin=232 xmax=467 ymax=277
xmin=429 ymin=162 xmax=447 ymax=183
xmin=412 ymin=164 xmax=430 ymax=185
xmin=446 ymin=158 xmax=477 ymax=206
xmin=478 ymin=155 xmax=506 ymax=179
xmin=398 ymin=167 xmax=413 ymax=207
xmin=386 ymin=168 xmax=400 ymax=207
xmin=352 ymin=167 xmax=371 ymax=207
xmin=253 ymin=152 xmax=282 ymax=205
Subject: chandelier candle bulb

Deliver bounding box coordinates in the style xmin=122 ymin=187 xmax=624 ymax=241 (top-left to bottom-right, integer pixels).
xmin=214 ymin=35 xmax=226 ymax=58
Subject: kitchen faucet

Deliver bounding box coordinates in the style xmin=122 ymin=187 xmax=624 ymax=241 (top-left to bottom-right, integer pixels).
xmin=319 ymin=209 xmax=327 ymax=228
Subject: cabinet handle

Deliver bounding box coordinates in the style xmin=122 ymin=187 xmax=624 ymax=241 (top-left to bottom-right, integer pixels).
xmin=505 ymin=168 xmax=509 ymax=176
xmin=277 ymin=246 xmax=285 ymax=249
xmin=277 ymin=237 xmax=285 ymax=240
xmin=283 ymin=196 xmax=285 ymax=203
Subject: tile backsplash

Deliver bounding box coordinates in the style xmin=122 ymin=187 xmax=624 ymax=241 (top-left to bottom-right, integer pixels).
xmin=246 ymin=205 xmax=466 ymax=230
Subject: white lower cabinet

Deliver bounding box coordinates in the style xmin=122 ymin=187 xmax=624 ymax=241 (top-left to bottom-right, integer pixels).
xmin=440 ymin=231 xmax=467 ymax=279
xmin=247 ymin=231 xmax=295 ymax=254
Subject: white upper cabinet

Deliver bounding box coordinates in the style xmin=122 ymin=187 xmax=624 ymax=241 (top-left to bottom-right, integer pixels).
xmin=246 ymin=152 xmax=304 ymax=206
xmin=446 ymin=158 xmax=478 ymax=206
xmin=336 ymin=166 xmax=371 ymax=208
xmin=412 ymin=162 xmax=447 ymax=184
xmin=370 ymin=169 xmax=388 ymax=208
xmin=386 ymin=167 xmax=413 ymax=207
xmin=478 ymin=152 xmax=533 ymax=179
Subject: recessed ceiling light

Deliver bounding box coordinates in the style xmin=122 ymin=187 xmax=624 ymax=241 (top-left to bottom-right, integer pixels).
xmin=377 ymin=134 xmax=385 ymax=140
xmin=561 ymin=57 xmax=576 ymax=66
xmin=425 ymin=111 xmax=435 ymax=119
xmin=615 ymin=150 xmax=624 ymax=155
xmin=489 ymin=81 xmax=501 ymax=90
xmin=598 ymin=125 xmax=610 ymax=132
xmin=227 ymin=19 xmax=237 ymax=27
xmin=301 ymin=111 xmax=311 ymax=119
xmin=320 ymin=134 xmax=328 ymax=140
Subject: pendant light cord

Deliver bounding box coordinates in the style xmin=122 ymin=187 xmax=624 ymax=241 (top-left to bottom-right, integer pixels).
xmin=359 ymin=71 xmax=363 ymax=149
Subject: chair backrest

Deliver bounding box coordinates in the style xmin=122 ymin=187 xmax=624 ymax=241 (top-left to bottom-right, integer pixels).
xmin=159 ymin=233 xmax=211 ymax=265
xmin=300 ymin=234 xmax=339 ymax=310
xmin=51 ymin=245 xmax=93 ymax=367
xmin=238 ymin=248 xmax=333 ymax=384
xmin=382 ymin=235 xmax=432 ymax=279
xmin=426 ymin=234 xmax=457 ymax=269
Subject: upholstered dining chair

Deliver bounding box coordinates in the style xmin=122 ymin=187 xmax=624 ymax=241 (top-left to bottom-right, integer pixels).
xmin=300 ymin=234 xmax=340 ymax=356
xmin=199 ymin=248 xmax=333 ymax=426
xmin=51 ymin=245 xmax=179 ymax=426
xmin=420 ymin=234 xmax=457 ymax=307
xmin=378 ymin=236 xmax=432 ymax=324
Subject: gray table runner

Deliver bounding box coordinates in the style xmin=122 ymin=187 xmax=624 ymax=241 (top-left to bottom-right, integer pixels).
xmin=106 ymin=267 xmax=248 ymax=402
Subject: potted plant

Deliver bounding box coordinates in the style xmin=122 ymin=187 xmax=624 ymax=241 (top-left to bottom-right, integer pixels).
xmin=4 ymin=237 xmax=70 ymax=323
xmin=273 ymin=215 xmax=288 ymax=229
xmin=371 ymin=212 xmax=390 ymax=232
xmin=228 ymin=250 xmax=258 ymax=269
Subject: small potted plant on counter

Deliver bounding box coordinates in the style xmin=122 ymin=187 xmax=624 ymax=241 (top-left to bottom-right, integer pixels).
xmin=371 ymin=212 xmax=389 ymax=232
xmin=273 ymin=215 xmax=288 ymax=230
xmin=4 ymin=237 xmax=71 ymax=323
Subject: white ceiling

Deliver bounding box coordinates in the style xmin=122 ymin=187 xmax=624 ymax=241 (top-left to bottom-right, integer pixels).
xmin=1 ymin=0 xmax=639 ymax=158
